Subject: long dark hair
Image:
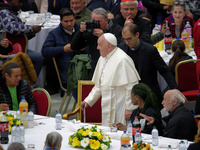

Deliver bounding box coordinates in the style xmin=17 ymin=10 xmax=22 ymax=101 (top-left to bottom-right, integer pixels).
xmin=132 ymin=83 xmax=161 ymax=120
xmin=169 ymin=39 xmax=186 ymax=74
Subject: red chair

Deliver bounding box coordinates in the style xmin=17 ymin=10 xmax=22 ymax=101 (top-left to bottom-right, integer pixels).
xmin=32 ymin=88 xmax=51 ymax=116
xmin=8 ymin=43 xmax=23 ymax=55
xmin=6 ymin=33 xmax=28 ymax=53
xmin=63 ymin=80 xmax=102 ymax=125
xmin=175 ymin=59 xmax=200 ymax=101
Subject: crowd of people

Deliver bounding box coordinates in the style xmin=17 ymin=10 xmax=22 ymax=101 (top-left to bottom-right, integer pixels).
xmin=0 ymin=0 xmax=200 ymax=149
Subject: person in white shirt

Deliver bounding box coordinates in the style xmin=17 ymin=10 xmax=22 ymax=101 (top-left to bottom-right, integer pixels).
xmin=82 ymin=33 xmax=140 ymax=126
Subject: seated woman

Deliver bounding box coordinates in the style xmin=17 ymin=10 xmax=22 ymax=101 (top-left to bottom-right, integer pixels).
xmin=44 ymin=131 xmax=63 ymax=150
xmin=169 ymin=39 xmax=192 ymax=76
xmin=114 ymin=83 xmax=163 ymax=135
xmin=162 ymin=1 xmax=195 ymax=38
xmin=188 ymin=121 xmax=200 ymax=150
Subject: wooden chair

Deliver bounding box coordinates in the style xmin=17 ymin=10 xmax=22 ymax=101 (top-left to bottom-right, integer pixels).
xmin=52 ymin=57 xmax=76 ymax=115
xmin=6 ymin=33 xmax=28 ymax=53
xmin=32 ymin=88 xmax=51 ymax=116
xmin=63 ymin=80 xmax=102 ymax=125
xmin=175 ymin=59 xmax=200 ymax=101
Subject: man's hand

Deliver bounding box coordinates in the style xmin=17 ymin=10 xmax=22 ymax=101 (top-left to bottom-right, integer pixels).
xmin=80 ymin=22 xmax=86 ymax=32
xmin=161 ymin=24 xmax=169 ymax=35
xmin=81 ymin=101 xmax=89 ymax=111
xmin=0 ymin=103 xmax=9 ymax=111
xmin=125 ymin=110 xmax=133 ymax=120
xmin=113 ymin=122 xmax=127 ymax=131
xmin=64 ymin=44 xmax=72 ymax=52
xmin=32 ymin=25 xmax=42 ymax=33
xmin=186 ymin=10 xmax=193 ymax=19
xmin=93 ymin=29 xmax=104 ymax=37
xmin=0 ymin=38 xmax=9 ymax=48
xmin=124 ymin=15 xmax=133 ymax=25
xmin=0 ymin=54 xmax=8 ymax=59
xmin=140 ymin=113 xmax=155 ymax=125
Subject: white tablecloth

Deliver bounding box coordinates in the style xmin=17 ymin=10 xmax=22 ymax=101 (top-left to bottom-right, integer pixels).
xmin=1 ymin=113 xmax=189 ymax=150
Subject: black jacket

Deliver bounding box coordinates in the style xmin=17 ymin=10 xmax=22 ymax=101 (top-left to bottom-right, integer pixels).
xmin=112 ymin=13 xmax=151 ymax=43
xmin=0 ymin=76 xmax=37 ymax=113
xmin=119 ymin=40 xmax=178 ymax=105
xmin=163 ymin=104 xmax=197 ymax=141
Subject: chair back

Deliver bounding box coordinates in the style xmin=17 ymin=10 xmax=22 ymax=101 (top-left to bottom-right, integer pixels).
xmin=6 ymin=33 xmax=28 ymax=53
xmin=175 ymin=59 xmax=199 ymax=91
xmin=77 ymin=80 xmax=102 ymax=124
xmin=32 ymin=88 xmax=51 ymax=116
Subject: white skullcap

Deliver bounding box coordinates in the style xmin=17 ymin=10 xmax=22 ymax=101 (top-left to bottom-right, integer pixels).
xmin=103 ymin=33 xmax=117 ymax=46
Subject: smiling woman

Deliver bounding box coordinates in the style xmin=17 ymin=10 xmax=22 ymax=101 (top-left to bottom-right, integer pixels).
xmin=162 ymin=1 xmax=196 ymax=38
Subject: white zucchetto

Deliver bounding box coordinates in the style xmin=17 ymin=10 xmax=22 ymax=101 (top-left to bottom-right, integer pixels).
xmin=103 ymin=33 xmax=117 ymax=46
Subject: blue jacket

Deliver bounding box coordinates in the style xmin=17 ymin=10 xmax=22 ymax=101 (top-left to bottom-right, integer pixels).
xmin=86 ymin=0 xmax=107 ymax=11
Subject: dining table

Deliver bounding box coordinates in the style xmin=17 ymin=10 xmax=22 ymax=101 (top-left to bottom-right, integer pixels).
xmin=1 ymin=111 xmax=191 ymax=150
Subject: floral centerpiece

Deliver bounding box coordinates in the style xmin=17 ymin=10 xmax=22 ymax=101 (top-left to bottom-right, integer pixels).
xmin=68 ymin=125 xmax=112 ymax=150
xmin=6 ymin=114 xmax=20 ymax=134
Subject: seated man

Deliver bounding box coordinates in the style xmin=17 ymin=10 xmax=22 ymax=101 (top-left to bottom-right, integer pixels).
xmin=0 ymin=62 xmax=37 ymax=113
xmin=0 ymin=38 xmax=13 ymax=65
xmin=141 ymin=89 xmax=197 ymax=141
xmin=42 ymin=8 xmax=79 ymax=96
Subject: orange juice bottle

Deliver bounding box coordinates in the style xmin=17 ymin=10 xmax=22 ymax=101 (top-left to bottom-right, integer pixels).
xmin=121 ymin=130 xmax=130 ymax=148
xmin=19 ymin=96 xmax=28 ymax=116
xmin=181 ymin=27 xmax=190 ymax=49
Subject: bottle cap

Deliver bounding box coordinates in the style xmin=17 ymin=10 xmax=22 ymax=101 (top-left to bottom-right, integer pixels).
xmin=168 ymin=145 xmax=171 ymax=148
xmin=22 ymin=96 xmax=25 ymax=99
xmin=123 ymin=130 xmax=126 ymax=133
xmin=135 ymin=116 xmax=138 ymax=119
xmin=153 ymin=126 xmax=156 ymax=129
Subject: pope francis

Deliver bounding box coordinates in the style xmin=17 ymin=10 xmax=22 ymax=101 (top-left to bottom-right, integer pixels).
xmin=82 ymin=33 xmax=140 ymax=126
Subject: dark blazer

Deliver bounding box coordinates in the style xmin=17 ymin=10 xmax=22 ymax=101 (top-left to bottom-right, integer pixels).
xmin=188 ymin=143 xmax=200 ymax=150
xmin=86 ymin=0 xmax=107 ymax=11
xmin=119 ymin=40 xmax=178 ymax=104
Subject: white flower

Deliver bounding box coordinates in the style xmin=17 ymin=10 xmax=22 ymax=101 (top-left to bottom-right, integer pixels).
xmin=102 ymin=132 xmax=106 ymax=136
xmin=80 ymin=138 xmax=89 ymax=148
xmin=89 ymin=132 xmax=93 ymax=138
xmin=97 ymin=128 xmax=100 ymax=132
xmin=102 ymin=136 xmax=109 ymax=142
xmin=101 ymin=143 xmax=108 ymax=150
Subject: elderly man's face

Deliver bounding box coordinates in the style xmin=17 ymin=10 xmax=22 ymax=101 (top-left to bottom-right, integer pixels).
xmin=91 ymin=13 xmax=108 ymax=31
xmin=97 ymin=36 xmax=109 ymax=58
xmin=8 ymin=0 xmax=23 ymax=11
xmin=120 ymin=3 xmax=138 ymax=20
xmin=5 ymin=68 xmax=21 ymax=87
xmin=60 ymin=15 xmax=75 ymax=32
xmin=70 ymin=0 xmax=85 ymax=14
xmin=162 ymin=91 xmax=175 ymax=112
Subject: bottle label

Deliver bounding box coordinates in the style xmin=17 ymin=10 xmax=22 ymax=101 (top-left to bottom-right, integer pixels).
xmin=164 ymin=37 xmax=172 ymax=44
xmin=132 ymin=127 xmax=141 ymax=135
xmin=121 ymin=140 xmax=130 ymax=148
xmin=181 ymin=35 xmax=189 ymax=42
xmin=186 ymin=28 xmax=192 ymax=34
xmin=0 ymin=122 xmax=9 ymax=132
xmin=19 ymin=106 xmax=28 ymax=113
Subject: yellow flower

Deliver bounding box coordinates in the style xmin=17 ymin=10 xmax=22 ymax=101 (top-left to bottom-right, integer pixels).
xmin=89 ymin=139 xmax=94 ymax=144
xmin=16 ymin=121 xmax=21 ymax=126
xmin=98 ymin=135 xmax=103 ymax=140
xmin=82 ymin=131 xmax=88 ymax=136
xmin=108 ymin=136 xmax=111 ymax=141
xmin=92 ymin=132 xmax=99 ymax=137
xmin=78 ymin=129 xmax=83 ymax=134
xmin=90 ymin=140 xmax=100 ymax=149
xmin=9 ymin=125 xmax=11 ymax=133
xmin=9 ymin=120 xmax=13 ymax=125
xmin=69 ymin=136 xmax=73 ymax=142
xmin=72 ymin=137 xmax=81 ymax=147
xmin=7 ymin=116 xmax=13 ymax=121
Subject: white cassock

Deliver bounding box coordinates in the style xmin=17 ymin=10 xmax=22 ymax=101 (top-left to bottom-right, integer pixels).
xmin=84 ymin=47 xmax=140 ymax=126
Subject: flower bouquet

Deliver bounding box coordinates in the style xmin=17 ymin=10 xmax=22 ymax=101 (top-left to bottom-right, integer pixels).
xmin=68 ymin=125 xmax=112 ymax=150
xmin=6 ymin=114 xmax=20 ymax=134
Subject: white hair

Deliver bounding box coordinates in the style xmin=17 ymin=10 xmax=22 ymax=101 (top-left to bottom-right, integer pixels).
xmin=45 ymin=132 xmax=63 ymax=150
xmin=170 ymin=90 xmax=185 ymax=104
xmin=120 ymin=1 xmax=138 ymax=7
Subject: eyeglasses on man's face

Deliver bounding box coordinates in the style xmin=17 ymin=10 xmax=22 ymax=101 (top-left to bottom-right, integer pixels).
xmin=122 ymin=36 xmax=135 ymax=42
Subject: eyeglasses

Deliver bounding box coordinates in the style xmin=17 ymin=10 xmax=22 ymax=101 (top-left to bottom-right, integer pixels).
xmin=173 ymin=1 xmax=185 ymax=6
xmin=122 ymin=36 xmax=134 ymax=42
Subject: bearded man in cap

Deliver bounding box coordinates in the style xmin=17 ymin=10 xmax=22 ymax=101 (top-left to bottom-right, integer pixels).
xmin=112 ymin=0 xmax=151 ymax=43
xmin=82 ymin=33 xmax=140 ymax=126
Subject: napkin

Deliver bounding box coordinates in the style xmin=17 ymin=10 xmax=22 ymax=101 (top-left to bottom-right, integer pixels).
xmin=51 ymin=15 xmax=60 ymax=19
xmin=158 ymin=141 xmax=179 ymax=149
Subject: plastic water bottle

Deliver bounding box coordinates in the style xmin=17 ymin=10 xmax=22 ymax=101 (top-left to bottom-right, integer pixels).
xmin=11 ymin=124 xmax=16 ymax=143
xmin=20 ymin=123 xmax=25 ymax=143
xmin=132 ymin=116 xmax=141 ymax=143
xmin=28 ymin=111 xmax=34 ymax=128
xmin=185 ymin=21 xmax=192 ymax=35
xmin=121 ymin=130 xmax=130 ymax=148
xmin=181 ymin=27 xmax=190 ymax=49
xmin=152 ymin=126 xmax=159 ymax=146
xmin=127 ymin=120 xmax=132 ymax=140
xmin=15 ymin=125 xmax=21 ymax=143
xmin=164 ymin=20 xmax=172 ymax=54
xmin=55 ymin=111 xmax=62 ymax=130
xmin=22 ymin=109 xmax=28 ymax=128
xmin=16 ymin=110 xmax=20 ymax=120
xmin=152 ymin=24 xmax=160 ymax=34
xmin=135 ymin=129 xmax=141 ymax=143
xmin=127 ymin=144 xmax=132 ymax=150
xmin=179 ymin=141 xmax=187 ymax=150
xmin=168 ymin=145 xmax=172 ymax=150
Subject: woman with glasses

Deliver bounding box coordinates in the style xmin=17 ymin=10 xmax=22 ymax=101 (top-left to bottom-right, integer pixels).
xmin=162 ymin=1 xmax=195 ymax=38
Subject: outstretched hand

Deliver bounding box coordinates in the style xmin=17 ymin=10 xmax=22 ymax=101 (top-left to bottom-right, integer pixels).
xmin=140 ymin=113 xmax=155 ymax=125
